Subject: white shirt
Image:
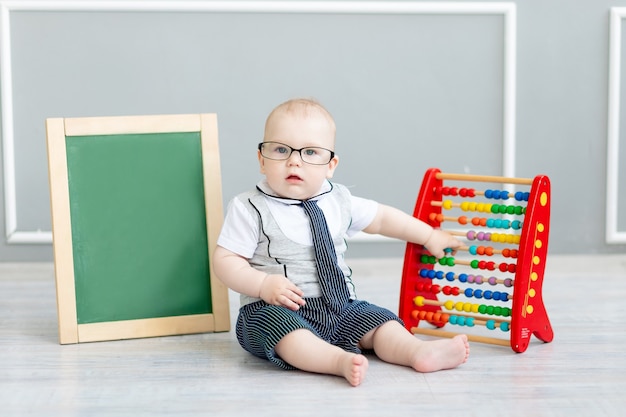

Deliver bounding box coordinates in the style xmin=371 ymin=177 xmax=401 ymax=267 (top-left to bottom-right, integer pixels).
xmin=217 ymin=180 xmax=379 ymax=259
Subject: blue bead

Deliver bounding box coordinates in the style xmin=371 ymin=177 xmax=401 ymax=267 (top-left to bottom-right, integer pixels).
xmin=445 ymin=272 xmax=455 ymax=281
xmin=474 ymin=289 xmax=483 ymax=298
xmin=464 ymin=288 xmax=473 ymax=298
xmin=484 ymin=290 xmax=493 ymax=299
xmin=458 ymin=273 xmax=468 ymax=283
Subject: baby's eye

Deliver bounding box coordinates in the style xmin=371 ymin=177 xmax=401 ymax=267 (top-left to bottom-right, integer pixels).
xmin=303 ymin=148 xmax=318 ymax=156
xmin=274 ymin=146 xmax=290 ymax=154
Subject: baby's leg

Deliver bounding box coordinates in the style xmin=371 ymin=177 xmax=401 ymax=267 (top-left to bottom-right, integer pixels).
xmin=275 ymin=328 xmax=368 ymax=387
xmin=361 ymin=321 xmax=469 ymax=373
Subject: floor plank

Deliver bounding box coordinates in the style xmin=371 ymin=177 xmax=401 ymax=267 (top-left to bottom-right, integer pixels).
xmin=2 ymin=255 xmax=626 ymax=416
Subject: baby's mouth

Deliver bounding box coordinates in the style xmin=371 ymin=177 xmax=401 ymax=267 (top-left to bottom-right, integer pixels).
xmin=286 ymin=174 xmax=303 ymax=181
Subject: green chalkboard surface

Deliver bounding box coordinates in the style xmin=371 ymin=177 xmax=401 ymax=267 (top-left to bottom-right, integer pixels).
xmin=47 ymin=114 xmax=230 ymax=344
xmin=66 ymin=132 xmax=212 ymax=324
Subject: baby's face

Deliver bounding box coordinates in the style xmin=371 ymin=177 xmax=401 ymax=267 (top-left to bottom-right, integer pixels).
xmin=259 ymin=111 xmax=338 ymax=200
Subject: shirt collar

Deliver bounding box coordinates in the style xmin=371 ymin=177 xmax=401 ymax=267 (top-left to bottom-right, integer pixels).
xmin=256 ymin=179 xmax=334 ymax=205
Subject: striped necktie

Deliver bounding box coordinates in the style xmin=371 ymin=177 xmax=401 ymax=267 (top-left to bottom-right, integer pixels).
xmin=301 ymin=199 xmax=350 ymax=312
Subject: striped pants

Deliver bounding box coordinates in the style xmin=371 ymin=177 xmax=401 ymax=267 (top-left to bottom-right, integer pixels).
xmin=236 ymin=297 xmax=403 ymax=370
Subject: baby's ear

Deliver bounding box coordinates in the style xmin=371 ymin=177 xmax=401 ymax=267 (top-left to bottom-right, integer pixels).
xmin=258 ymin=150 xmax=266 ymax=174
xmin=326 ymin=155 xmax=339 ymax=178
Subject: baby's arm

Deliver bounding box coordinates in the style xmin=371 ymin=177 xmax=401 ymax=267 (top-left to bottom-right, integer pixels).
xmin=363 ymin=204 xmax=461 ymax=258
xmin=212 ymin=245 xmax=306 ymax=311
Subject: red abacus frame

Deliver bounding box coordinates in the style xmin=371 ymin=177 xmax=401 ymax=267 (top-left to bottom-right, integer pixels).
xmin=399 ymin=168 xmax=554 ymax=353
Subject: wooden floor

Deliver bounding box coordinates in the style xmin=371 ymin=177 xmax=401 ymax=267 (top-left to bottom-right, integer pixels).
xmin=2 ymin=254 xmax=626 ymax=416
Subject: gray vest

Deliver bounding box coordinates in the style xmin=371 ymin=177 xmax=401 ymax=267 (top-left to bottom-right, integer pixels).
xmin=236 ymin=184 xmax=355 ymax=307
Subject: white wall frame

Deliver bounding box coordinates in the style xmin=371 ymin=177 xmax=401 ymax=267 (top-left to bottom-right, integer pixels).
xmin=607 ymin=8 xmax=626 ymax=244
xmin=0 ymin=1 xmax=516 ymax=244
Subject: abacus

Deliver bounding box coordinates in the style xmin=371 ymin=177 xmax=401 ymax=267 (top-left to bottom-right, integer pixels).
xmin=399 ymin=168 xmax=553 ymax=353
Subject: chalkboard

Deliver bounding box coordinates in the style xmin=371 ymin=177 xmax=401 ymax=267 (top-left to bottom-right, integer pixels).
xmin=46 ymin=114 xmax=229 ymax=344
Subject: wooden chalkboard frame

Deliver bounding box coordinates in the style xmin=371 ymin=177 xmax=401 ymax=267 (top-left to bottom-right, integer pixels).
xmin=46 ymin=114 xmax=230 ymax=344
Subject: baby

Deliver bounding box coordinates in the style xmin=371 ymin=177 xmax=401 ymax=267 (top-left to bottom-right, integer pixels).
xmin=213 ymin=98 xmax=469 ymax=386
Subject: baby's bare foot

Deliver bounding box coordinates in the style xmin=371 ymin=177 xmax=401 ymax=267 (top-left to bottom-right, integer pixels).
xmin=412 ymin=334 xmax=470 ymax=373
xmin=342 ymin=354 xmax=369 ymax=386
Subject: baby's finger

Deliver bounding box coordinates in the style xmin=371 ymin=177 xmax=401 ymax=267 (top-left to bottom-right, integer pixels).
xmin=281 ymin=293 xmax=304 ymax=311
xmin=286 ymin=281 xmax=305 ymax=297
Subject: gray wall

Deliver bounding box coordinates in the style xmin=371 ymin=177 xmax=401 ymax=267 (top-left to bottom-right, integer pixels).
xmin=1 ymin=0 xmax=625 ymax=262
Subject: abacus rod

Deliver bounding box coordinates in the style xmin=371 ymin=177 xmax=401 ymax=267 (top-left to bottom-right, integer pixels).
xmin=416 ymin=298 xmax=514 ymax=315
xmin=450 ymin=230 xmax=468 ymax=237
xmin=436 ymin=172 xmax=533 ymax=185
xmin=411 ymin=327 xmax=511 ymax=347
xmin=416 ymin=310 xmax=511 ymax=324
xmin=458 ymin=245 xmax=505 ymax=255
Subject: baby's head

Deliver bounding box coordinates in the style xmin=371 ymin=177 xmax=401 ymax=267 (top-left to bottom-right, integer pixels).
xmin=264 ymin=98 xmax=336 ymax=147
xmin=259 ymin=98 xmax=339 ymax=200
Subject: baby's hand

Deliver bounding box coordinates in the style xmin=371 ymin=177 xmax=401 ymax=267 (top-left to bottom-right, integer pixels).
xmin=259 ymin=274 xmax=306 ymax=311
xmin=424 ymin=229 xmax=462 ymax=259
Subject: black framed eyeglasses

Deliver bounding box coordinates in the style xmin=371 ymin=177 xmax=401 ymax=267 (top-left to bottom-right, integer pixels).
xmin=258 ymin=141 xmax=335 ymax=165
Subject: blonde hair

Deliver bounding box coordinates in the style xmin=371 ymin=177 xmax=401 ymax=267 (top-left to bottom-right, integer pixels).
xmin=264 ymin=98 xmax=336 ymax=139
